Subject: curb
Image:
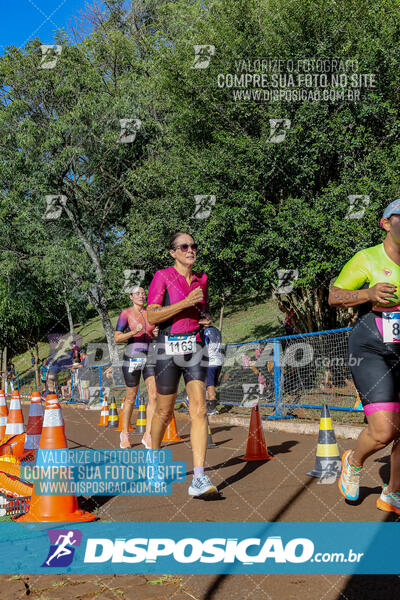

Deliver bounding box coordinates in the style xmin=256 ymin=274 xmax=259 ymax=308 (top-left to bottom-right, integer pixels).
xmin=207 ymin=414 xmax=363 ymax=440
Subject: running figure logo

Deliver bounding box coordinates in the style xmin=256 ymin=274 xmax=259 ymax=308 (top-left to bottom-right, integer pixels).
xmin=42 ymin=529 xmax=82 ymax=567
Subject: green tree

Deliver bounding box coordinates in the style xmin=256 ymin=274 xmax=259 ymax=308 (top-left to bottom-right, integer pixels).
xmin=123 ymin=0 xmax=400 ymax=332
xmin=0 ymin=2 xmax=158 ymax=360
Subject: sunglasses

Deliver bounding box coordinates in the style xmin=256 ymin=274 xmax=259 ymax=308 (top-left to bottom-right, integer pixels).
xmin=173 ymin=243 xmax=198 ymax=252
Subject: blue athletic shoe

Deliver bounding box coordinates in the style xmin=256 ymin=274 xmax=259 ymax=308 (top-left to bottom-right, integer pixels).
xmin=188 ymin=474 xmax=218 ymax=497
xmin=338 ymin=449 xmax=362 ymax=501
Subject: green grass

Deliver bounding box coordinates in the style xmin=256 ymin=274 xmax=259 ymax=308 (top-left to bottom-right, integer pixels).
xmin=221 ymin=297 xmax=283 ymax=343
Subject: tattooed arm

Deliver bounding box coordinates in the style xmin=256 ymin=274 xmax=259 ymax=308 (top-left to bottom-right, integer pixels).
xmin=329 ymin=284 xmax=398 ymax=308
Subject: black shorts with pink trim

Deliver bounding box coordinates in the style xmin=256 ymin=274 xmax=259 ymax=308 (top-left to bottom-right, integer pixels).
xmin=348 ymin=311 xmax=400 ymax=415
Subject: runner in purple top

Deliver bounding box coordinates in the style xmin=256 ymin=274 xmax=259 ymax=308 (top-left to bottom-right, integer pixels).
xmin=147 ymin=232 xmax=218 ymax=498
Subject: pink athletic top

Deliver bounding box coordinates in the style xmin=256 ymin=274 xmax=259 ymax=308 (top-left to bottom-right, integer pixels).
xmin=115 ymin=307 xmax=155 ymax=357
xmin=147 ymin=267 xmax=208 ymax=342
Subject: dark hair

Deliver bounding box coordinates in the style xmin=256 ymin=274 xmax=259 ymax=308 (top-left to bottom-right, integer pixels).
xmin=169 ymin=232 xmax=194 ymax=250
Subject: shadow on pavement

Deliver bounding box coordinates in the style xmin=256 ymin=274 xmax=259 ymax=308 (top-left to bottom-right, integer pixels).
xmin=347 ymin=486 xmax=381 ymax=506
xmin=202 ymin=477 xmax=316 ymax=599
xmin=268 ymin=440 xmax=298 ymax=456
xmin=336 ymin=512 xmax=400 ymax=599
xmin=216 ymin=460 xmax=270 ymax=492
xmin=78 ymin=495 xmax=115 ymax=512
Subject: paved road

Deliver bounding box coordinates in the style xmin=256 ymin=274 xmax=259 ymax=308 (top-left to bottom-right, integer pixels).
xmin=3 ymin=405 xmax=398 ymax=600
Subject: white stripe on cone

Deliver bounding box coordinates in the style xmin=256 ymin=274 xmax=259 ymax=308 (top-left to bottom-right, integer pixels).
xmin=5 ymin=423 xmax=24 ymax=435
xmin=8 ymin=398 xmax=23 ymax=411
xmin=42 ymin=409 xmax=63 ymax=428
xmin=5 ymin=396 xmax=25 ymax=435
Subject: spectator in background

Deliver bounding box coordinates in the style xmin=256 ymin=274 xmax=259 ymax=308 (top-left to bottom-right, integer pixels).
xmin=277 ymin=301 xmax=298 ymax=335
xmin=71 ymin=353 xmax=81 ymax=400
xmin=46 ymin=361 xmax=58 ymax=394
xmin=77 ymin=350 xmax=90 ymax=403
xmin=61 ymin=369 xmax=72 ymax=399
xmin=72 ymin=341 xmax=80 ymax=357
xmin=4 ymin=361 xmax=15 ymax=395
xmin=204 ymin=325 xmax=223 ymax=415
xmin=103 ymin=366 xmax=113 ymax=401
xmin=40 ymin=358 xmax=48 ymax=393
xmin=284 ymin=309 xmax=297 ymax=335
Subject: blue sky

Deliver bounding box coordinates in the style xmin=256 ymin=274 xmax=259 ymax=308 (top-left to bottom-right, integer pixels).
xmin=0 ymin=0 xmax=102 ymax=53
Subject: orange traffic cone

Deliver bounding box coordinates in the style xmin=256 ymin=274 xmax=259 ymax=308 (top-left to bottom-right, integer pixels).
xmin=117 ymin=400 xmax=133 ymax=431
xmin=5 ymin=390 xmax=25 ymax=436
xmin=162 ymin=413 xmax=182 ymax=443
xmin=98 ymin=396 xmax=109 ymax=426
xmin=0 ymin=433 xmax=26 ymax=460
xmin=15 ymin=398 xmax=96 ymax=522
xmin=241 ymin=404 xmax=274 ymax=461
xmin=23 ymin=392 xmax=44 ymax=456
xmin=44 ymin=394 xmax=64 ymax=425
xmin=0 ymin=391 xmax=8 ymax=442
xmin=107 ymin=397 xmax=119 ymax=428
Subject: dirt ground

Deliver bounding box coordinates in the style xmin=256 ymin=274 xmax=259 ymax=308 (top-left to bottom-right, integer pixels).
xmin=0 ymin=405 xmax=399 ymax=599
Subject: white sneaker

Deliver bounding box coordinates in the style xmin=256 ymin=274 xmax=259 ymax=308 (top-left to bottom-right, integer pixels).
xmin=338 ymin=449 xmax=362 ymax=501
xmin=376 ymin=484 xmax=400 ymax=515
xmin=188 ymin=474 xmax=218 ymax=497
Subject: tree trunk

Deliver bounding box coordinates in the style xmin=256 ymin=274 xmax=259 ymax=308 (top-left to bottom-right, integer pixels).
xmin=218 ymin=301 xmax=225 ymax=332
xmin=27 ymin=345 xmax=38 ymax=391
xmin=34 ymin=343 xmax=40 ymax=391
xmin=85 ymin=285 xmax=119 ymax=364
xmin=1 ymin=346 xmax=6 ymax=390
xmin=63 ymin=203 xmax=119 ymax=364
xmin=63 ymin=291 xmax=74 ymax=337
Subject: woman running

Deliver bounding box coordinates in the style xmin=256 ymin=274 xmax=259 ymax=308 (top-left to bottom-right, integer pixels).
xmin=329 ymin=199 xmax=400 ymax=513
xmin=147 ymin=232 xmax=218 ymax=497
xmin=114 ymin=286 xmax=158 ymax=449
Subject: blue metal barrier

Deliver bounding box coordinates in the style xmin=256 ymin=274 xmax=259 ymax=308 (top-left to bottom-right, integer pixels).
xmin=222 ymin=327 xmax=355 ymax=419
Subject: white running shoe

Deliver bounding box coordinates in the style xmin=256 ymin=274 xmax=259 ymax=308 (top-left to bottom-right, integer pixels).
xmin=188 ymin=474 xmax=218 ymax=497
xmin=338 ymin=449 xmax=362 ymax=501
xmin=376 ymin=485 xmax=400 ymax=515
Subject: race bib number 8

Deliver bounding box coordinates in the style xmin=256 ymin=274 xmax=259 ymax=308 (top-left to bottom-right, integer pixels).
xmin=166 ymin=335 xmax=196 ymax=355
xmin=382 ymin=312 xmax=400 ymax=344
